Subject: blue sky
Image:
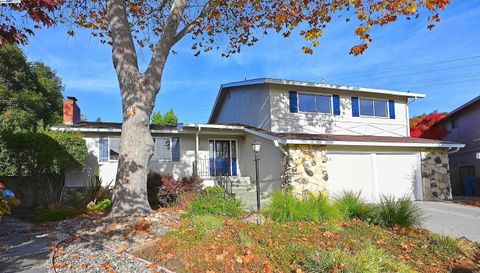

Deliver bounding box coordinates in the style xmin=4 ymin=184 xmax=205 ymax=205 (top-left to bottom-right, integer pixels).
xmin=21 ymin=1 xmax=480 ymax=123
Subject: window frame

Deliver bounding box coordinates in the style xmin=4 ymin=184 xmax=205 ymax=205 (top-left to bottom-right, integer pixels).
xmin=208 ymin=138 xmax=238 ymax=176
xmin=297 ymin=92 xmax=333 ymax=115
xmin=154 ymin=137 xmax=173 ymax=162
xmin=98 ymin=136 xmax=121 ymax=162
xmin=358 ymin=97 xmax=389 ymax=118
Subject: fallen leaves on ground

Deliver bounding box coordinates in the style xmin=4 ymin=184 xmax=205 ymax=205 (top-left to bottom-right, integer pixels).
xmin=135 ymin=218 xmax=480 ymax=273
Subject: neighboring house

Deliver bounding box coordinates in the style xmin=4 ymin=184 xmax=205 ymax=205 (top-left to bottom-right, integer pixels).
xmin=52 ymin=78 xmax=464 ymax=207
xmin=437 ymin=95 xmax=480 ymax=197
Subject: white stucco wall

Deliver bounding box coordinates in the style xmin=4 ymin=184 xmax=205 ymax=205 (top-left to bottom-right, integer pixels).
xmin=269 ymin=85 xmax=410 ymax=137
xmin=65 ymin=132 xmax=248 ymax=188
xmin=214 ymin=85 xmax=271 ymax=130
xmin=238 ymin=133 xmax=282 ymax=194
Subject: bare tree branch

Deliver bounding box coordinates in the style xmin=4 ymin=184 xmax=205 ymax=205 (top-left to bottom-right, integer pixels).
xmin=172 ymin=0 xmax=215 ymax=45
xmin=144 ymin=0 xmax=190 ymax=90
xmin=107 ymin=0 xmax=140 ymax=85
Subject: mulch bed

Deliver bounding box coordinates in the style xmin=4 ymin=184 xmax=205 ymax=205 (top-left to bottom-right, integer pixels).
xmin=50 ymin=209 xmax=181 ymax=272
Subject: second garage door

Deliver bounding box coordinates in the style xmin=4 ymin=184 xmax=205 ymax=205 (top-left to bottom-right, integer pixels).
xmin=327 ymin=152 xmax=422 ymax=202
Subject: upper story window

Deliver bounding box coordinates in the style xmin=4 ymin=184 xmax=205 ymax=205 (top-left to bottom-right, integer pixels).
xmin=359 ymin=98 xmax=388 ymax=118
xmin=298 ymin=93 xmax=332 ymax=114
xmin=99 ymin=137 xmax=120 ymax=162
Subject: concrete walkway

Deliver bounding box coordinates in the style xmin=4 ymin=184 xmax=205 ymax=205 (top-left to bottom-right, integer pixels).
xmin=417 ymin=201 xmax=480 ymax=242
xmin=0 ymin=218 xmax=58 ymax=273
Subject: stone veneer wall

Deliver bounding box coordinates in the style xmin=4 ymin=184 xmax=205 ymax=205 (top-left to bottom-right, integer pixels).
xmin=420 ymin=148 xmax=452 ymax=200
xmin=281 ymin=145 xmax=328 ymax=197
xmin=281 ymin=145 xmax=452 ymax=201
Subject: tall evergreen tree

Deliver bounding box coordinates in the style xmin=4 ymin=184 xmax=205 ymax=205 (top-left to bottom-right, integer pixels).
xmin=0 ymin=45 xmax=63 ymax=131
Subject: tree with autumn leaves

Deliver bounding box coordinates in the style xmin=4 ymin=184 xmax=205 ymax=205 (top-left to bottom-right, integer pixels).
xmin=1 ymin=0 xmax=451 ymax=215
xmin=410 ymin=111 xmax=448 ymax=140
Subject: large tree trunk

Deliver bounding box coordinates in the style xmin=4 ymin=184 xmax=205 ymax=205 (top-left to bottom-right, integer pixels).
xmin=106 ymin=0 xmax=189 ymax=215
xmin=110 ymin=82 xmax=156 ymax=215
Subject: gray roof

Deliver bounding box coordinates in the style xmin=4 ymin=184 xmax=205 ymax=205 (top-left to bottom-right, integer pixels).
xmin=445 ymin=95 xmax=480 ymax=119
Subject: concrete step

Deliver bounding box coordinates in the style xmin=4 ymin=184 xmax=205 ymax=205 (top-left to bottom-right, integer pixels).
xmin=231 ymin=184 xmax=256 ymax=191
xmin=233 ymin=189 xmax=272 ymax=207
xmin=229 ymin=176 xmax=251 ymax=185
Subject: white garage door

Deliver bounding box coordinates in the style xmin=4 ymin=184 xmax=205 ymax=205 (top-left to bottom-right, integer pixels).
xmin=327 ymin=152 xmax=421 ymax=202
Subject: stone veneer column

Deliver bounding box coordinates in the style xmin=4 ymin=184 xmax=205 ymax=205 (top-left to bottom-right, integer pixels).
xmin=420 ymin=148 xmax=452 ymax=200
xmin=281 ymin=144 xmax=328 ymax=197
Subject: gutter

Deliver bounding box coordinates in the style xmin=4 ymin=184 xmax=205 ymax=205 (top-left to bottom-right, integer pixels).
xmin=284 ymin=139 xmax=465 ymax=148
xmin=448 ymin=147 xmax=461 ymax=154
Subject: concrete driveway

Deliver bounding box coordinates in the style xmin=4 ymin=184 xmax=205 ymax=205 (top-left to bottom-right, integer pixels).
xmin=417 ymin=201 xmax=480 ymax=242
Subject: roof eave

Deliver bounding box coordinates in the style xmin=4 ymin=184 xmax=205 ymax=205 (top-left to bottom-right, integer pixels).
xmin=284 ymin=139 xmax=465 ymax=148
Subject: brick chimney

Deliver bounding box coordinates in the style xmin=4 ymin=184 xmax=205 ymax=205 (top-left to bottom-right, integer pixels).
xmin=63 ymin=96 xmax=81 ymax=125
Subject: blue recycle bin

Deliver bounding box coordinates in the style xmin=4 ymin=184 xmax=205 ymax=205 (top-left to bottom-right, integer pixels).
xmin=463 ymin=176 xmax=474 ymax=196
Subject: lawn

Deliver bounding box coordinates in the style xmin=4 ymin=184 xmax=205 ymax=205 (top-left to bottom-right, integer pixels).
xmin=135 ymin=189 xmax=480 ymax=273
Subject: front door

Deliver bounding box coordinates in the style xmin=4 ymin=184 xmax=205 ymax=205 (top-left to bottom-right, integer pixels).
xmin=209 ymin=140 xmax=237 ymax=176
xmin=215 ymin=141 xmax=230 ymax=175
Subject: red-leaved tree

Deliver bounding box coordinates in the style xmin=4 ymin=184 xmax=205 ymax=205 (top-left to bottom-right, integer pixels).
xmin=0 ymin=0 xmax=61 ymax=45
xmin=410 ymin=111 xmax=448 ymax=139
xmin=1 ymin=0 xmax=452 ymax=215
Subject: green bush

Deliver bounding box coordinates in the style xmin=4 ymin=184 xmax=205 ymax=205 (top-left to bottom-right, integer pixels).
xmin=374 ymin=195 xmax=423 ymax=228
xmin=87 ymin=199 xmax=112 ymax=212
xmin=302 ymin=243 xmax=415 ymax=273
xmin=427 ymin=233 xmax=475 ymax=257
xmin=189 ymin=215 xmax=224 ymax=240
xmin=264 ymin=191 xmax=342 ymax=222
xmin=335 ymin=190 xmax=376 ymax=222
xmin=187 ymin=186 xmax=242 ymax=217
xmin=36 ymin=205 xmax=82 ymax=222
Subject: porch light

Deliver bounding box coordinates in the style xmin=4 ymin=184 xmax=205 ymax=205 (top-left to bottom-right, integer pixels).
xmin=252 ymin=141 xmax=262 ymax=153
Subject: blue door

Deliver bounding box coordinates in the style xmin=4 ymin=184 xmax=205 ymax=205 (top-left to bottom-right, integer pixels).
xmin=209 ymin=140 xmax=237 ymax=176
xmin=215 ymin=140 xmax=230 ymax=176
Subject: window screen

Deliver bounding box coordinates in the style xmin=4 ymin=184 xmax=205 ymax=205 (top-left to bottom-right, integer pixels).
xmin=316 ymin=95 xmax=332 ymax=113
xmin=360 ymin=98 xmax=387 ymax=117
xmin=109 ymin=137 xmax=121 ymax=160
xmin=299 ymin=94 xmax=315 ymax=112
xmin=299 ymin=93 xmax=332 ymax=113
xmin=155 ymin=138 xmax=172 ymax=161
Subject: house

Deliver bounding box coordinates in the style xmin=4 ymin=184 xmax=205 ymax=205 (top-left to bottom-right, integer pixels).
xmin=52 ymin=78 xmax=464 ymax=207
xmin=437 ymin=95 xmax=480 ymax=197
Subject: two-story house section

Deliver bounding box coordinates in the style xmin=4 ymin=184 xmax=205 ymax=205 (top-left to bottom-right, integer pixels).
xmin=209 ymin=78 xmax=463 ymax=202
xmin=54 ymin=78 xmax=464 ymax=209
xmin=437 ymin=95 xmax=480 ymax=197
xmin=209 ymin=78 xmax=413 ymax=137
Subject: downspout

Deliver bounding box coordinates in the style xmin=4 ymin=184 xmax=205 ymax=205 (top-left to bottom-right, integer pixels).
xmin=195 ymin=126 xmax=201 ymax=176
xmin=274 ymin=140 xmax=288 ymax=155
xmin=406 ymin=96 xmax=419 ymax=137
xmin=448 ymin=147 xmax=461 ymax=154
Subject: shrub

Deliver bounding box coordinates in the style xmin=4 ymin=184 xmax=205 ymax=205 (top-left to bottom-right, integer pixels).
xmin=264 ymin=191 xmax=341 ymax=222
xmin=187 ymin=186 xmax=242 ymax=217
xmin=302 ymin=243 xmax=415 ymax=273
xmin=83 ymin=174 xmax=113 ymax=204
xmin=87 ymin=199 xmax=112 ymax=212
xmin=0 ymin=183 xmax=20 ymax=216
xmin=189 ymin=215 xmax=224 ymax=240
xmin=427 ymin=233 xmax=476 ymax=257
xmin=374 ymin=195 xmax=423 ymax=228
xmin=335 ymin=190 xmax=376 ymax=222
xmin=148 ymin=172 xmax=202 ymax=208
xmin=0 ymin=130 xmax=87 ymax=207
xmin=36 ymin=205 xmax=81 ymax=222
